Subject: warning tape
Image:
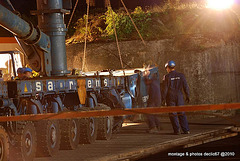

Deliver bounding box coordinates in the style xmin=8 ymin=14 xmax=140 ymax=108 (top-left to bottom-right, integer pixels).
xmin=0 ymin=103 xmax=239 ymax=122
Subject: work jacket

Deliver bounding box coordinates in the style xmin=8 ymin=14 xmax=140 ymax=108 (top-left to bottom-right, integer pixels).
xmin=145 ymin=75 xmax=161 ymax=107
xmin=163 ymin=70 xmax=189 ymax=106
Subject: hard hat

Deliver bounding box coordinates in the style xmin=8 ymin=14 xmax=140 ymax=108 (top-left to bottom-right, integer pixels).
xmin=17 ymin=68 xmax=24 ymax=73
xmin=24 ymin=67 xmax=32 ymax=72
xmin=165 ymin=60 xmax=176 ymax=68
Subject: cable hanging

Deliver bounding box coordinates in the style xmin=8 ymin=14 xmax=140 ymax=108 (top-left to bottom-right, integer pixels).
xmin=120 ymin=0 xmax=146 ymax=46
xmin=71 ymin=0 xmax=146 ymax=71
xmin=82 ymin=0 xmax=90 ymax=71
xmin=120 ymin=0 xmax=147 ymax=65
xmin=106 ymin=0 xmax=124 ymax=69
xmin=67 ymin=0 xmax=79 ymax=29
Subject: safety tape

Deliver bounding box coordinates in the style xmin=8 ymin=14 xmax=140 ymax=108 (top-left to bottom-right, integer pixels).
xmin=0 ymin=103 xmax=239 ymax=122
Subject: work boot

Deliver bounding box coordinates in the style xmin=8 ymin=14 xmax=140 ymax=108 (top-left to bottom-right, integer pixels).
xmin=182 ymin=131 xmax=190 ymax=134
xmin=174 ymin=131 xmax=181 ymax=135
xmin=147 ymin=127 xmax=160 ymax=134
xmin=157 ymin=125 xmax=163 ymax=131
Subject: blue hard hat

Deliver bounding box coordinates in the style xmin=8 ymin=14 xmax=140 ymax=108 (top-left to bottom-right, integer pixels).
xmin=17 ymin=68 xmax=24 ymax=73
xmin=165 ymin=60 xmax=176 ymax=68
xmin=24 ymin=67 xmax=32 ymax=72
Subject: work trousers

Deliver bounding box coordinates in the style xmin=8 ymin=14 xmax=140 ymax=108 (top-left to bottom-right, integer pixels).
xmin=147 ymin=114 xmax=161 ymax=129
xmin=169 ymin=112 xmax=189 ymax=133
xmin=147 ymin=101 xmax=161 ymax=129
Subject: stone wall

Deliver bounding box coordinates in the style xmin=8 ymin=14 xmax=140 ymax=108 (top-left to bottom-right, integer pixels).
xmin=66 ymin=37 xmax=240 ymax=105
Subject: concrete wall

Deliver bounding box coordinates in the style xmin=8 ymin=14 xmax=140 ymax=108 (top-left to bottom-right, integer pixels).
xmin=66 ymin=37 xmax=240 ymax=105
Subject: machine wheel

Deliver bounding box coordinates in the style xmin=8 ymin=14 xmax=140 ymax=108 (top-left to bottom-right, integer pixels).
xmin=60 ymin=119 xmax=80 ymax=150
xmin=35 ymin=120 xmax=61 ymax=157
xmin=0 ymin=125 xmax=9 ymax=161
xmin=9 ymin=121 xmax=37 ymax=161
xmin=79 ymin=117 xmax=98 ymax=144
xmin=97 ymin=104 xmax=113 ymax=140
xmin=97 ymin=116 xmax=113 ymax=140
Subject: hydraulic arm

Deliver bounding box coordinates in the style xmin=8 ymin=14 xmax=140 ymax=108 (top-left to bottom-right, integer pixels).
xmin=0 ymin=0 xmax=71 ymax=76
xmin=0 ymin=3 xmax=52 ymax=75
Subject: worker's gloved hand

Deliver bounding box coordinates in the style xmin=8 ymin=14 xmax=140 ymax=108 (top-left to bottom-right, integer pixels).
xmin=185 ymin=97 xmax=190 ymax=103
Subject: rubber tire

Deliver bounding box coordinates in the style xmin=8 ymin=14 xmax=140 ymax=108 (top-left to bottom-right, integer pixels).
xmin=60 ymin=119 xmax=80 ymax=150
xmin=0 ymin=125 xmax=9 ymax=161
xmin=96 ymin=103 xmax=113 ymax=140
xmin=97 ymin=116 xmax=113 ymax=140
xmin=79 ymin=117 xmax=98 ymax=144
xmin=35 ymin=120 xmax=61 ymax=157
xmin=9 ymin=121 xmax=37 ymax=161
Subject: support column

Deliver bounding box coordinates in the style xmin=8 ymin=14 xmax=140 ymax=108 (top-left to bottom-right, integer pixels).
xmin=36 ymin=0 xmax=70 ymax=76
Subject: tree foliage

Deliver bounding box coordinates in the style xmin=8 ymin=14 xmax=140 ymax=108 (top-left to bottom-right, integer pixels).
xmin=104 ymin=7 xmax=152 ymax=40
xmin=66 ymin=2 xmax=240 ymax=44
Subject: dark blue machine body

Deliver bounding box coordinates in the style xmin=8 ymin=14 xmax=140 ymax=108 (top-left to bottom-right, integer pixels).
xmin=0 ymin=2 xmax=162 ymax=131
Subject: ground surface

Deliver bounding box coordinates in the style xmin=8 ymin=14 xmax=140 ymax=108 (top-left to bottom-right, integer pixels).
xmin=34 ymin=116 xmax=240 ymax=161
xmin=139 ymin=134 xmax=240 ymax=161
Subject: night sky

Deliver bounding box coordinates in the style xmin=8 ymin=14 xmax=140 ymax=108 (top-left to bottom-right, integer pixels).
xmin=1 ymin=0 xmax=240 ymax=37
xmin=0 ymin=0 xmax=163 ymax=37
xmin=2 ymin=0 xmax=162 ymax=12
xmin=2 ymin=0 xmax=240 ymax=14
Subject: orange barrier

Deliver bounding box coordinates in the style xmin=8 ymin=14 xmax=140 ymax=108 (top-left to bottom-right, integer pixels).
xmin=0 ymin=103 xmax=239 ymax=122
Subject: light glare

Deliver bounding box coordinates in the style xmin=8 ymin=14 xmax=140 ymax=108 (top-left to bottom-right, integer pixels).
xmin=207 ymin=0 xmax=234 ymax=10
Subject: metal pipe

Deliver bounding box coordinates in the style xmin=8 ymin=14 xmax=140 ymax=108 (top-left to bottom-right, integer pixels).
xmin=0 ymin=99 xmax=11 ymax=107
xmin=0 ymin=4 xmax=50 ymax=53
xmin=0 ymin=98 xmax=18 ymax=115
xmin=36 ymin=0 xmax=70 ymax=76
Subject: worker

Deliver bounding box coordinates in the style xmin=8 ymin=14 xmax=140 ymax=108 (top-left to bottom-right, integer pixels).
xmin=144 ymin=68 xmax=161 ymax=134
xmin=22 ymin=67 xmax=33 ymax=79
xmin=162 ymin=60 xmax=190 ymax=135
xmin=15 ymin=67 xmax=25 ymax=80
xmin=0 ymin=70 xmax=3 ymax=81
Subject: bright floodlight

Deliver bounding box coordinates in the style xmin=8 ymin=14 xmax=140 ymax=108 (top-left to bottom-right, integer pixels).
xmin=207 ymin=0 xmax=234 ymax=10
